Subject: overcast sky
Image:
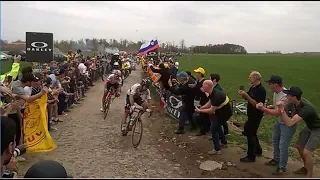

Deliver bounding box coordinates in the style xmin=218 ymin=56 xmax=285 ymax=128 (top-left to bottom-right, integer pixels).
xmin=1 ymin=1 xmax=320 ymax=53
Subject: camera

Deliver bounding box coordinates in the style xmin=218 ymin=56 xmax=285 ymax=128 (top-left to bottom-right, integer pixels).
xmin=2 ymin=170 xmax=15 ymax=178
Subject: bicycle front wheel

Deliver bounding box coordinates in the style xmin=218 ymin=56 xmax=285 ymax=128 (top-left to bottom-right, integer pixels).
xmin=131 ymin=118 xmax=143 ymax=148
xmin=104 ymin=96 xmax=111 ymax=120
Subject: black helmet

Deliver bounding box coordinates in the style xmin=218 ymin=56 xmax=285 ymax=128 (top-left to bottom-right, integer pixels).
xmin=77 ymin=49 xmax=82 ymax=54
xmin=141 ymin=78 xmax=151 ymax=87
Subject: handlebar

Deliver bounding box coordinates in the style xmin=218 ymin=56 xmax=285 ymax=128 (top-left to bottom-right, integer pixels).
xmin=131 ymin=106 xmax=153 ymax=117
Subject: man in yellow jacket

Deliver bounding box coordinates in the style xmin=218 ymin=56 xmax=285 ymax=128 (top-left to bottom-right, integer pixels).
xmin=0 ymin=55 xmax=21 ymax=82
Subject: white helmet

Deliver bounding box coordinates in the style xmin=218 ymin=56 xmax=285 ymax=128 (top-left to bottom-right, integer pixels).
xmin=114 ymin=62 xmax=119 ymax=66
xmin=114 ymin=52 xmax=119 ymax=56
xmin=175 ymin=62 xmax=179 ymax=66
xmin=112 ymin=70 xmax=121 ymax=76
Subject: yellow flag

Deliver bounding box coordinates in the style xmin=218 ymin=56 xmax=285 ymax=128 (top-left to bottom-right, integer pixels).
xmin=24 ymin=94 xmax=57 ymax=153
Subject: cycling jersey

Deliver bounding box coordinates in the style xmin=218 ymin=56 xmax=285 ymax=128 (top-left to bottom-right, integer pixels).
xmin=106 ymin=74 xmax=122 ymax=85
xmin=127 ymin=83 xmax=151 ymax=100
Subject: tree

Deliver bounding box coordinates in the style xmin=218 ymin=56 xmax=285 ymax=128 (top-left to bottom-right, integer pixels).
xmin=180 ymin=39 xmax=186 ymax=51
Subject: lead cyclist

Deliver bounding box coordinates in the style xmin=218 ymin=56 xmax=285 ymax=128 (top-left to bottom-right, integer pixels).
xmin=121 ymin=78 xmax=153 ymax=132
xmin=100 ymin=70 xmax=122 ymax=112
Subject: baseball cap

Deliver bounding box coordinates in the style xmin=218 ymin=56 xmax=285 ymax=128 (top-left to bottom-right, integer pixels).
xmin=194 ymin=67 xmax=205 ymax=75
xmin=54 ymin=69 xmax=65 ymax=76
xmin=283 ymin=86 xmax=303 ymax=98
xmin=177 ymin=71 xmax=188 ymax=79
xmin=24 ymin=160 xmax=70 ymax=178
xmin=265 ymin=75 xmax=282 ymax=84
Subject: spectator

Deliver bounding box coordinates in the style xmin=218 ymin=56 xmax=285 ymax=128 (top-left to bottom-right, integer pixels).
xmin=24 ymin=160 xmax=71 ymax=178
xmin=168 ymin=60 xmax=178 ymax=77
xmin=149 ymin=63 xmax=172 ymax=91
xmin=210 ymin=73 xmax=229 ymax=136
xmin=185 ymin=71 xmax=196 ymax=82
xmin=1 ymin=116 xmax=18 ymax=178
xmin=255 ymin=75 xmax=296 ymax=175
xmin=238 ymin=71 xmax=266 ymax=162
xmin=210 ymin=73 xmax=223 ymax=91
xmin=168 ymin=72 xmax=197 ymax=134
xmin=10 ymin=73 xmax=47 ymax=149
xmin=276 ymin=86 xmax=320 ymax=178
xmin=78 ymin=59 xmax=87 ymax=75
xmin=190 ymin=67 xmax=210 ymax=136
xmin=195 ymin=80 xmax=232 ymax=155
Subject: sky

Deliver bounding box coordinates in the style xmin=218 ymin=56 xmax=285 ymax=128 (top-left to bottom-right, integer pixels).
xmin=1 ymin=1 xmax=320 ymax=53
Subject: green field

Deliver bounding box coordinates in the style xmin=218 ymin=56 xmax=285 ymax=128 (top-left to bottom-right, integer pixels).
xmin=0 ymin=60 xmax=29 ymax=75
xmin=178 ymin=54 xmax=320 ymax=152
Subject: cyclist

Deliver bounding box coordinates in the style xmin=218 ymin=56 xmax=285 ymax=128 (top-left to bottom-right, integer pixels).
xmin=126 ymin=58 xmax=132 ymax=74
xmin=111 ymin=53 xmax=122 ymax=70
xmin=100 ymin=70 xmax=122 ymax=112
xmin=121 ymin=78 xmax=152 ymax=132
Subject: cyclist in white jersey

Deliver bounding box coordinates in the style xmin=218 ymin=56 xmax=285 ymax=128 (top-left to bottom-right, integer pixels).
xmin=100 ymin=70 xmax=122 ymax=111
xmin=121 ymin=78 xmax=152 ymax=131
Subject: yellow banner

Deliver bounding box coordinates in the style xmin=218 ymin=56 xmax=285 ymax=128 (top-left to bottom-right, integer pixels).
xmin=23 ymin=94 xmax=57 ymax=153
xmin=147 ymin=66 xmax=162 ymax=82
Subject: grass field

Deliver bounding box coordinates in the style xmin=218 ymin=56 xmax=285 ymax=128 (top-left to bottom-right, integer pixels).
xmin=177 ymin=54 xmax=320 ymax=152
xmin=1 ymin=60 xmax=29 ymax=75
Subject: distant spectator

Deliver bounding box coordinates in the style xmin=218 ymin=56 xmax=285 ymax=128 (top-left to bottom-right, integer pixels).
xmin=168 ymin=60 xmax=178 ymax=77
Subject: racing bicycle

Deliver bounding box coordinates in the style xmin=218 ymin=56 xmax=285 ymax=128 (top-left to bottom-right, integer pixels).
xmin=121 ymin=106 xmax=152 ymax=148
xmin=103 ymin=86 xmax=117 ymax=119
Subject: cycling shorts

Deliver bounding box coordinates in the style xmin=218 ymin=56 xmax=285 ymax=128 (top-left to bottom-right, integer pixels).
xmin=105 ymin=82 xmax=119 ymax=92
xmin=125 ymin=95 xmax=144 ymax=109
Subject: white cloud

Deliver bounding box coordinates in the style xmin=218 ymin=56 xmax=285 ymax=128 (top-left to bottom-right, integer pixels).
xmin=1 ymin=1 xmax=320 ymax=53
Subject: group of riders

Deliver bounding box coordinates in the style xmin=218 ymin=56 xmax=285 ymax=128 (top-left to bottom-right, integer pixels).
xmin=101 ymin=52 xmax=153 ymax=133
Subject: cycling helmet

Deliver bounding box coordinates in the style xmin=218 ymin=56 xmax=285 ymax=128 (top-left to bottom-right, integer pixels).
xmin=113 ymin=62 xmax=119 ymax=66
xmin=114 ymin=52 xmax=119 ymax=56
xmin=141 ymin=78 xmax=151 ymax=87
xmin=113 ymin=70 xmax=121 ymax=77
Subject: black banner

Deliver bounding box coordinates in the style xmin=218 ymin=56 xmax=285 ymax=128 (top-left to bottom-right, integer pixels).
xmin=165 ymin=90 xmax=183 ymax=119
xmin=26 ymin=32 xmax=53 ymax=63
xmin=153 ymin=83 xmax=184 ymax=120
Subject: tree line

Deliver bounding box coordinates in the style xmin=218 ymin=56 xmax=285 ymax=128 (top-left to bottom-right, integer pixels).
xmin=0 ymin=38 xmax=247 ymax=54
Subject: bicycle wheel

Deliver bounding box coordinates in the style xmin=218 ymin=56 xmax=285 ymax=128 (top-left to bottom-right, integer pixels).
xmin=131 ymin=118 xmax=143 ymax=148
xmin=104 ymin=96 xmax=111 ymax=120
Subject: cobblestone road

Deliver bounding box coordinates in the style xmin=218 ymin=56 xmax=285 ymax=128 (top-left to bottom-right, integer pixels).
xmin=18 ymin=69 xmax=181 ymax=178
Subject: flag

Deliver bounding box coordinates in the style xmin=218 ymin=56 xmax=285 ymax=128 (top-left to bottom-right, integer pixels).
xmin=138 ymin=39 xmax=160 ymax=56
xmin=24 ymin=94 xmax=57 ymax=153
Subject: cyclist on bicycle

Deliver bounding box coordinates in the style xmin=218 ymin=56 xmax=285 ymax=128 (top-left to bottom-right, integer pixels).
xmin=121 ymin=78 xmax=152 ymax=131
xmin=100 ymin=70 xmax=122 ymax=112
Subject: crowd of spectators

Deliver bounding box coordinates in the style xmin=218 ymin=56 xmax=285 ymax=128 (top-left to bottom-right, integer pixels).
xmin=0 ymin=51 xmax=112 ymax=178
xmin=147 ymin=55 xmax=320 ymax=178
